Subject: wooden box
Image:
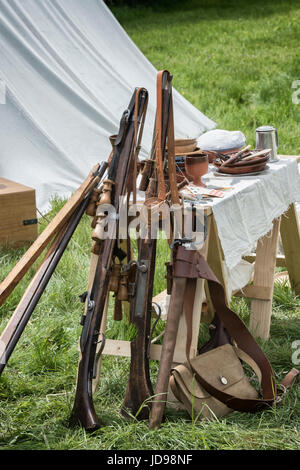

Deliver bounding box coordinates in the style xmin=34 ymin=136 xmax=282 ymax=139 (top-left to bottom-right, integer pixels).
xmin=0 ymin=177 xmax=38 ymax=247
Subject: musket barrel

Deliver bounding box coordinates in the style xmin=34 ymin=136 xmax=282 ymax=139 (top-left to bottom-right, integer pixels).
xmin=0 ymin=193 xmax=92 ymax=375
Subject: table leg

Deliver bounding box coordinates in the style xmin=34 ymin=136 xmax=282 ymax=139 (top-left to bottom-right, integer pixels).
xmin=207 ymin=216 xmax=231 ymax=307
xmin=280 ymin=203 xmax=300 ymax=295
xmin=249 ymin=217 xmax=281 ymax=340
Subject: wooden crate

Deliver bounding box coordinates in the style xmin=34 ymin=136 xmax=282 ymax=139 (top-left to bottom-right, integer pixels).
xmin=0 ymin=177 xmax=38 ymax=247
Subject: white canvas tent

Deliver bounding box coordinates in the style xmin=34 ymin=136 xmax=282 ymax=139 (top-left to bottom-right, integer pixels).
xmin=0 ymin=0 xmax=216 ymax=212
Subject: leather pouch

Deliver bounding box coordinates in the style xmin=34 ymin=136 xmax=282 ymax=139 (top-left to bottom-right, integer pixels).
xmin=170 ymin=343 xmax=258 ymax=421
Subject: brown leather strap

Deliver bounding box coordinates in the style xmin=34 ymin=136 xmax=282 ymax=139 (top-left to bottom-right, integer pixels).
xmin=177 ymin=246 xmax=299 ymax=412
xmin=150 ymin=72 xmax=188 ymax=429
xmin=166 ymin=85 xmax=180 ymax=206
xmin=125 ymin=88 xmax=148 ymax=205
xmin=184 ymin=281 xmax=274 ymax=411
xmin=177 ymin=249 xmax=277 ymax=411
xmin=183 ymin=278 xmax=197 ymax=360
xmin=177 ymin=248 xmax=275 ymax=410
xmin=132 ymin=88 xmax=148 ymax=204
xmin=146 ymin=69 xmax=179 ymax=209
xmin=156 ymin=71 xmax=167 ymax=202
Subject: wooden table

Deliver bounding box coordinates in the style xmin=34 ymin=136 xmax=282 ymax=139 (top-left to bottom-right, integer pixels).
xmin=200 ymin=155 xmax=300 ymax=341
xmin=208 ymin=202 xmax=300 ymax=340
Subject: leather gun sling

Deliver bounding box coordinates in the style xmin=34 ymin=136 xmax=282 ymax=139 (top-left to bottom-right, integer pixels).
xmin=156 ymin=71 xmax=167 ymax=202
xmin=156 ymin=70 xmax=179 ymax=205
xmin=155 ymin=71 xmax=180 ymax=227
xmin=145 ymin=71 xmax=174 ymax=226
xmin=149 ymin=72 xmax=184 ymax=429
xmin=176 ymin=247 xmax=299 ymax=412
xmin=166 ymin=86 xmax=180 ymax=206
xmin=132 ymin=88 xmax=148 ymax=205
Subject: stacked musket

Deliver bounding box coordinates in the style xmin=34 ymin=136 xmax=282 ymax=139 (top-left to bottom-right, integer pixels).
xmin=0 ymin=69 xmax=185 ymax=430
xmin=69 ymin=87 xmax=149 ymax=430
xmin=0 ymin=85 xmax=152 ymax=430
xmin=0 ymin=70 xmax=291 ymax=433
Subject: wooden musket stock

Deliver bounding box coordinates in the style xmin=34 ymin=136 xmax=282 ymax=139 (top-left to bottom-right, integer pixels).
xmin=121 ymin=70 xmax=174 ymax=420
xmin=69 ymin=88 xmax=149 ymax=431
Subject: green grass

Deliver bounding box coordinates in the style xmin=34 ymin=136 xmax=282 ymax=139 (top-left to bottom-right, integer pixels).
xmin=1 ymin=0 xmax=300 ymax=450
xmin=0 ymin=197 xmax=300 ymax=450
xmin=112 ymin=0 xmax=300 ymax=154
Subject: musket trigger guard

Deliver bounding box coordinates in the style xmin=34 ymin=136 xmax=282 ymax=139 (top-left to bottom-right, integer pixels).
xmin=96 ymin=332 xmax=106 ymax=350
xmin=122 ymin=259 xmax=137 ymax=272
xmin=147 ymin=302 xmax=162 ymax=358
xmin=136 ymin=261 xmax=147 ymax=273
xmin=92 ymin=333 xmax=106 ymax=380
xmin=122 ymin=259 xmax=147 ymax=273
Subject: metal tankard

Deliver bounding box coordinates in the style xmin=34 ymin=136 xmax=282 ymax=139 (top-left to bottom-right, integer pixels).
xmin=256 ymin=125 xmax=279 ymax=161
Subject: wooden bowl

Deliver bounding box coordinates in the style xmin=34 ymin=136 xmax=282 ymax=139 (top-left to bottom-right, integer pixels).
xmin=216 ymin=161 xmax=268 ymax=175
xmin=213 ymin=148 xmax=270 ymax=174
xmin=214 ymin=154 xmax=270 ymax=168
xmin=175 ymin=138 xmax=198 ymax=154
xmin=229 ymin=155 xmax=270 ymax=167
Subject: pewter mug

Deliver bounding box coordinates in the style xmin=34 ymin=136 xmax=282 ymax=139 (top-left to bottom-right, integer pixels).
xmin=256 ymin=125 xmax=279 ymax=161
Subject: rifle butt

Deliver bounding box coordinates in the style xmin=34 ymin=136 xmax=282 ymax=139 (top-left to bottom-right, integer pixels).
xmin=69 ymin=354 xmax=100 ymax=431
xmin=113 ymin=298 xmax=123 ymax=321
xmin=69 ymin=396 xmax=100 ymax=432
xmin=121 ymin=337 xmax=153 ymax=420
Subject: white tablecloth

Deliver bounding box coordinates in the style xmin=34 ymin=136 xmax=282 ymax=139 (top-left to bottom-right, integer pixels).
xmin=202 ymin=158 xmax=300 ymax=273
xmin=150 ymin=158 xmax=300 ymax=312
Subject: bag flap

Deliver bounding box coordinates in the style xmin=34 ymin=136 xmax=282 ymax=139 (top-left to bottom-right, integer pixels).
xmin=172 ymin=344 xmax=247 ymax=399
xmin=172 ymin=364 xmax=210 ymax=399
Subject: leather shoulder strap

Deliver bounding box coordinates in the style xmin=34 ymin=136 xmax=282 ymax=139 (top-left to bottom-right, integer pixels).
xmin=166 ymin=85 xmax=180 ymax=205
xmin=175 ymin=246 xmax=299 ymax=412
xmin=156 ymin=70 xmax=167 ymax=202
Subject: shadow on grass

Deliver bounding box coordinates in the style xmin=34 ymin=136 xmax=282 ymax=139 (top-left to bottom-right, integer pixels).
xmin=110 ymin=0 xmax=296 ymax=25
